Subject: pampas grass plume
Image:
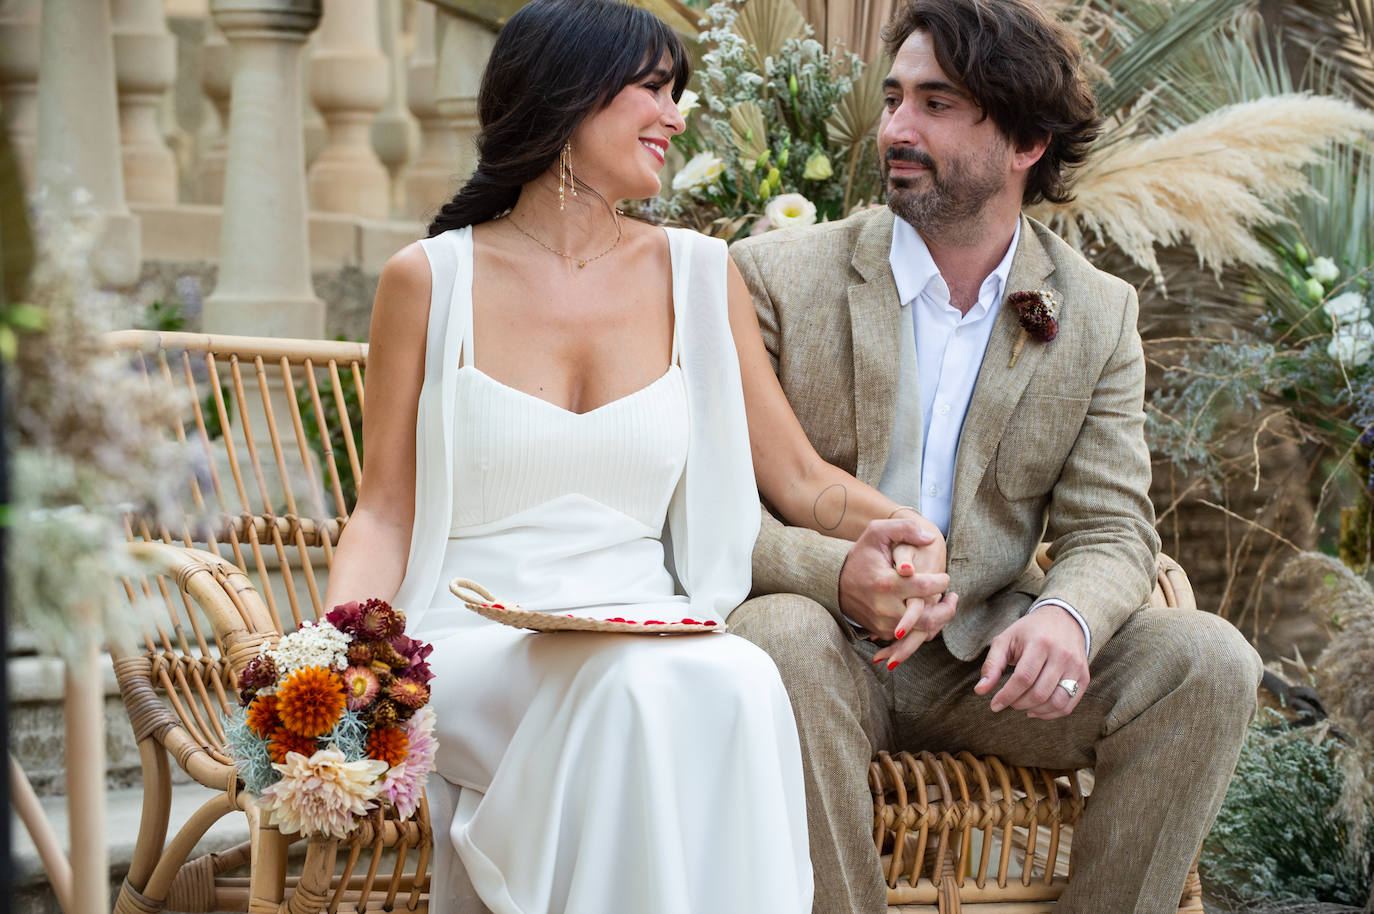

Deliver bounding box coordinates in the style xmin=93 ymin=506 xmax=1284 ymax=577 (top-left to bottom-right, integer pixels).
xmin=1030 ymin=95 xmax=1374 ymax=287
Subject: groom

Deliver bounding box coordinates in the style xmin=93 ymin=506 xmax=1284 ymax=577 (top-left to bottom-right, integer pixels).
xmin=729 ymin=0 xmax=1261 ymax=912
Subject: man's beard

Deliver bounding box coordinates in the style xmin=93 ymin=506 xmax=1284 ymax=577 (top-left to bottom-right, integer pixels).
xmin=883 ymin=146 xmax=1006 ymax=240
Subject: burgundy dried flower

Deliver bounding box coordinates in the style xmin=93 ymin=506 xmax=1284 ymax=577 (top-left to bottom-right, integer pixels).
xmin=1006 ymin=290 xmax=1060 ymax=368
xmin=371 ymin=639 xmax=408 ymax=671
xmin=325 ymin=601 xmax=363 ymax=635
xmin=1007 ymin=290 xmax=1060 ymax=343
xmin=358 ymin=599 xmax=403 ymax=639
xmin=347 ymin=642 xmax=374 ymax=666
xmin=406 ymin=659 xmax=434 ymax=687
xmin=387 ymin=676 xmax=431 ymax=711
xmin=238 ymin=653 xmax=278 ymax=704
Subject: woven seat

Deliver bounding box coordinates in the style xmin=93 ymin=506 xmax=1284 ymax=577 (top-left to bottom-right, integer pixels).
xmin=106 ymin=330 xmax=1201 ymax=913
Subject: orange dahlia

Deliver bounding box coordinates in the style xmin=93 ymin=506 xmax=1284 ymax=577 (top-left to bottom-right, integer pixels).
xmin=268 ymin=727 xmax=318 ymax=764
xmin=366 ymin=726 xmax=410 ymax=768
xmin=275 ymin=666 xmax=346 ymax=737
xmin=246 ymin=693 xmax=280 ymax=738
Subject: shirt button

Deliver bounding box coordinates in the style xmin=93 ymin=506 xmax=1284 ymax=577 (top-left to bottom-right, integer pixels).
xmin=927 ymin=484 xmax=939 ymax=498
xmin=937 ymin=403 xmax=951 ymax=416
xmin=953 ymin=326 xmax=963 ymax=336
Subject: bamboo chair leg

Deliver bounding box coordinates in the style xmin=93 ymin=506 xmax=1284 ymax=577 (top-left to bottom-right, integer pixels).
xmin=9 ymin=755 xmax=75 ymax=913
xmin=66 ymin=637 xmax=110 ymax=914
xmin=249 ymin=827 xmax=292 ymax=914
xmin=121 ymin=739 xmax=173 ymax=899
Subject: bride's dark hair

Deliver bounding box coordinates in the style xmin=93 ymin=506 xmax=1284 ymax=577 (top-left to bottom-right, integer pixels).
xmin=426 ymin=0 xmax=691 ymax=237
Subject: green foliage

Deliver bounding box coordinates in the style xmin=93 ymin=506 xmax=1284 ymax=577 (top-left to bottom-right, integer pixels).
xmin=138 ymin=299 xmax=186 ymax=333
xmin=661 ymin=0 xmax=884 ymax=237
xmin=1202 ymin=712 xmax=1372 ymax=907
xmin=294 ymin=344 xmax=364 ymax=513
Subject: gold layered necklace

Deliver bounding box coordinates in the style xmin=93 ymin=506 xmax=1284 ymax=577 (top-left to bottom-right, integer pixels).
xmin=503 ymin=210 xmax=623 ymax=269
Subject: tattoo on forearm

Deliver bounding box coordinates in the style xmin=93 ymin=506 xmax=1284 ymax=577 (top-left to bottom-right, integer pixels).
xmin=813 ymin=483 xmax=848 ymax=531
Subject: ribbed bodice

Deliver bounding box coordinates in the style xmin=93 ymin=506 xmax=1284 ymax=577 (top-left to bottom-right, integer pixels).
xmin=448 ymin=365 xmax=689 ymax=534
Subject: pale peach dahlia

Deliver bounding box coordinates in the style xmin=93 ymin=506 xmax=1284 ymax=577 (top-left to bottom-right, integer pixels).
xmin=260 ymin=746 xmax=387 ymax=839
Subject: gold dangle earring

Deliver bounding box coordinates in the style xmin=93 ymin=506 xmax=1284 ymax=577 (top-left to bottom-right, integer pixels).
xmin=559 ymin=143 xmax=577 ymax=211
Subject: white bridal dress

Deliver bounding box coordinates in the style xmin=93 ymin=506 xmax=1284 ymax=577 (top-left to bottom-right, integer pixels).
xmin=392 ymin=226 xmax=813 ymax=914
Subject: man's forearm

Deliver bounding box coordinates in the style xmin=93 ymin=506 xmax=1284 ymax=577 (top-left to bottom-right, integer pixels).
xmin=751 ymin=505 xmax=851 ymax=613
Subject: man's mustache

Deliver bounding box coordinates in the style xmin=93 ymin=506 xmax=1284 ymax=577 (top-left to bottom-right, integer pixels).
xmin=885 ymin=147 xmax=936 ymax=170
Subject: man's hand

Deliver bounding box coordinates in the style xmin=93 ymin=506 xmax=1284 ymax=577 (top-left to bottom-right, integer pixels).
xmin=975 ymin=606 xmax=1089 ymax=720
xmin=838 ymin=518 xmax=948 ymax=640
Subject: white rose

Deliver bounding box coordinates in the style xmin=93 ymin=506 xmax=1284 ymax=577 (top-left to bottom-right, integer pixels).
xmin=1307 ymin=256 xmax=1339 ymax=284
xmin=1327 ymin=320 xmax=1374 ymax=367
xmin=676 ymin=89 xmax=699 ymax=119
xmin=764 ymin=193 xmax=817 ymax=229
xmin=1325 ymin=290 xmax=1369 ymax=325
xmin=672 ymin=151 xmax=724 ymax=193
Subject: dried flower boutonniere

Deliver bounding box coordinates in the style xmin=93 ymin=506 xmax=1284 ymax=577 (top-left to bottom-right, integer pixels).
xmin=1006 ymin=289 xmax=1060 ymax=368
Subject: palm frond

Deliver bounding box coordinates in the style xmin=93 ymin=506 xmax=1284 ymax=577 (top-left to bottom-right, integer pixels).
xmin=1282 ymin=0 xmax=1374 ymax=107
xmin=728 ymin=101 xmax=769 ymax=162
xmin=732 ymin=0 xmax=808 ymax=73
xmin=1029 ymin=95 xmax=1374 ymax=286
xmin=825 ymin=57 xmax=885 ymax=149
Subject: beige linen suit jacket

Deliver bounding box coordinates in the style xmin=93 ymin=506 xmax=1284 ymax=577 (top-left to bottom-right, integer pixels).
xmin=731 ymin=207 xmax=1161 ymax=662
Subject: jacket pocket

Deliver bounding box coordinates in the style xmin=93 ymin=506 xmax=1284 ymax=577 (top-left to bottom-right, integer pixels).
xmin=994 ymin=395 xmax=1091 ymax=501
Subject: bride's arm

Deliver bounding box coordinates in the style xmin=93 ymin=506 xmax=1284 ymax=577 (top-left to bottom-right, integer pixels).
xmin=322 ymin=243 xmax=430 ymax=611
xmin=726 ymin=258 xmax=944 ymax=564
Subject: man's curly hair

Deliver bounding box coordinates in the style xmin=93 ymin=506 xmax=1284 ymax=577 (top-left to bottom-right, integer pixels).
xmin=882 ymin=0 xmax=1100 ymax=205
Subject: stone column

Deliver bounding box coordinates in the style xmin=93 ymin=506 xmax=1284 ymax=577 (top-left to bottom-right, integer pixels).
xmin=197 ymin=18 xmax=231 ymax=204
xmin=433 ymin=10 xmax=495 ymax=188
xmin=372 ymin=0 xmax=417 ymax=215
xmin=204 ymin=0 xmax=322 ymax=339
xmin=307 ymin=0 xmax=389 ymax=218
xmin=113 ymin=0 xmax=179 ymax=205
xmin=400 ymin=1 xmax=456 ymax=222
xmin=0 ymin=0 xmax=41 ymax=187
xmin=36 ymin=0 xmax=140 ymax=288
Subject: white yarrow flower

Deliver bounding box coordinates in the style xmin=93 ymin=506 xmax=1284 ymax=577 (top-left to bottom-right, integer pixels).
xmin=268 ymin=621 xmax=351 ymax=676
xmin=1327 ymin=320 xmax=1374 ymax=367
xmin=1307 ymin=256 xmax=1340 ymax=284
xmin=1325 ymin=290 xmax=1369 ymax=325
xmin=672 ymin=152 xmax=725 ymax=193
xmin=764 ymin=193 xmax=817 ymax=229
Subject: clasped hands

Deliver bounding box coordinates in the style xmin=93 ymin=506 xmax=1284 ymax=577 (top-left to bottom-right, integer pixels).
xmin=837 ymin=513 xmax=1089 ymax=721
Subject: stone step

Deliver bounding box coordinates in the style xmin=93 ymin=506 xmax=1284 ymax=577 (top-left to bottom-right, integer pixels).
xmin=7 ymin=654 xmax=156 ymax=796
xmin=10 ymin=779 xmax=250 ymax=914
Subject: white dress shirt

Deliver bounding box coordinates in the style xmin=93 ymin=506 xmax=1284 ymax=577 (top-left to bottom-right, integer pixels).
xmin=887 ymin=218 xmax=1091 ymax=654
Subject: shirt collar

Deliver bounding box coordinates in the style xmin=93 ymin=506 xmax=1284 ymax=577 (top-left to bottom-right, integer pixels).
xmin=888 ymin=216 xmax=1022 ymax=316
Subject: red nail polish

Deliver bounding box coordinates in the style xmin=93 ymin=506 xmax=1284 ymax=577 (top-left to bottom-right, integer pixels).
xmin=873 ymin=657 xmax=883 ymax=664
xmin=894 ymin=628 xmax=906 ymax=640
xmin=900 ymin=564 xmax=913 ymax=574
xmin=887 ymin=660 xmax=898 ymax=671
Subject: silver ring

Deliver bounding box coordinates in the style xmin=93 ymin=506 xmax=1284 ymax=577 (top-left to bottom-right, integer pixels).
xmin=1058 ymin=678 xmax=1079 ymax=698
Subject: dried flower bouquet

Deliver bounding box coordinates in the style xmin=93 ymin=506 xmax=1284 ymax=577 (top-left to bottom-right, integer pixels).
xmin=225 ymin=599 xmax=438 ymax=838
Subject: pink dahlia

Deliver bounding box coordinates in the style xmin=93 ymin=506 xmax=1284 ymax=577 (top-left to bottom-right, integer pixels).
xmin=381 ymin=707 xmax=437 ymax=820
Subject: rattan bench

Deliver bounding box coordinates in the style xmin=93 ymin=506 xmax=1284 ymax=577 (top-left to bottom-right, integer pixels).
xmin=107 ymin=329 xmax=1202 ymax=914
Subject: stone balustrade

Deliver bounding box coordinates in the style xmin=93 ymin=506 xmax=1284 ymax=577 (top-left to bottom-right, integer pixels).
xmin=1 ymin=0 xmax=489 ymax=313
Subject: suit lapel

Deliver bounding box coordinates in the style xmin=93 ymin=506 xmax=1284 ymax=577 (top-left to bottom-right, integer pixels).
xmin=949 ymin=217 xmax=1056 ymax=543
xmin=848 ymin=210 xmax=902 ymax=485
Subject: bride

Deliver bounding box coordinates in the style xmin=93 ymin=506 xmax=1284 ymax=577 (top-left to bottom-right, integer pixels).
xmin=323 ymin=1 xmax=948 ymax=911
